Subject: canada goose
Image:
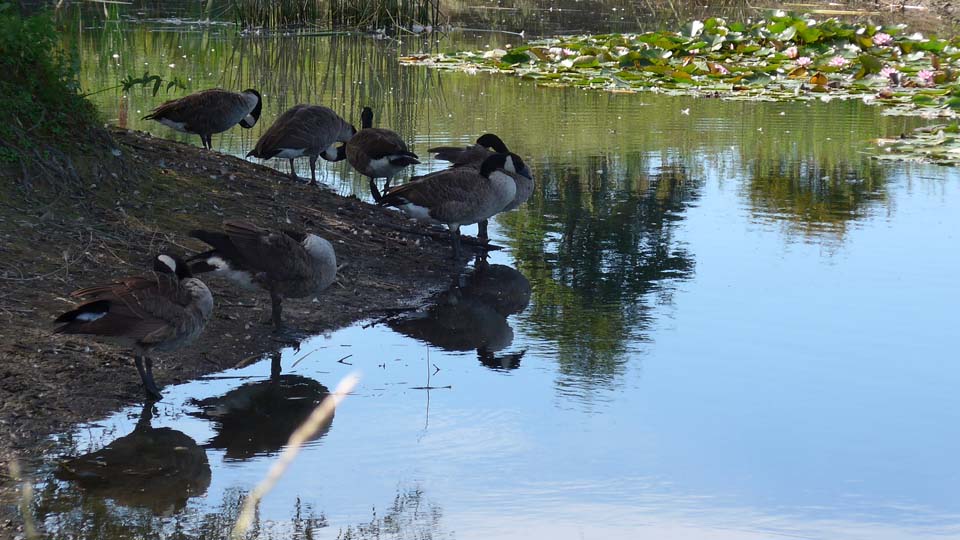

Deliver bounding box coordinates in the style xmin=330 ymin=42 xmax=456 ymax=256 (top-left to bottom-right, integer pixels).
xmin=53 ymin=255 xmax=214 ymax=400
xmin=246 ymin=105 xmax=356 ymax=186
xmin=143 ymin=88 xmax=262 ymax=150
xmin=428 ymin=134 xmax=535 ymax=239
xmin=188 ymin=220 xmax=337 ymax=331
xmin=345 ymin=106 xmax=420 ymax=202
xmin=378 ymin=152 xmax=530 ymax=259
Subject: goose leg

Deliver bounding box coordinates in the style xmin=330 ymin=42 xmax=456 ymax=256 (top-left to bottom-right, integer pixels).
xmin=450 ymin=226 xmax=462 ymax=260
xmin=270 ymin=289 xmax=284 ymax=331
xmin=135 ymin=355 xmax=162 ymax=401
xmin=369 ymin=177 xmax=383 ymax=203
xmin=477 ymin=220 xmax=489 ymax=242
xmin=309 ymin=155 xmax=318 ymax=186
xmin=289 ymin=159 xmax=298 ymax=180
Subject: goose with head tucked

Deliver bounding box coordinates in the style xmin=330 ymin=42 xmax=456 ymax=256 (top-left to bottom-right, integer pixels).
xmin=345 ymin=106 xmax=420 ymax=202
xmin=246 ymin=105 xmax=356 ymax=185
xmin=428 ymin=134 xmax=534 ymax=240
xmin=378 ymin=152 xmax=531 ymax=259
xmin=53 ymin=255 xmax=214 ymax=400
xmin=143 ymin=88 xmax=262 ymax=150
xmin=188 ymin=220 xmax=337 ymax=331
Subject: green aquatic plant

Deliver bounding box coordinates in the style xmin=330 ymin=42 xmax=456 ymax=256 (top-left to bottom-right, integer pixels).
xmin=875 ymin=122 xmax=960 ymax=165
xmin=83 ymin=72 xmax=188 ymax=98
xmin=232 ymin=0 xmax=442 ymax=30
xmin=402 ymin=12 xmax=960 ymax=115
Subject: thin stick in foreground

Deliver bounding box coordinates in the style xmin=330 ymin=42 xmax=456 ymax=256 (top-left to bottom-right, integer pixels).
xmin=231 ymin=373 xmax=360 ymax=539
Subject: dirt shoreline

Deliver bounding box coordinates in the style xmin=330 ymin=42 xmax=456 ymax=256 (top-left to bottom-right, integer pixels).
xmin=0 ymin=128 xmax=467 ymax=527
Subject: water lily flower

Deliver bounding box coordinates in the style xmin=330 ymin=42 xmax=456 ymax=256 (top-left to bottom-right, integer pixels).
xmin=547 ymin=47 xmax=576 ymax=61
xmin=715 ymin=64 xmax=730 ymax=75
xmin=784 ymin=46 xmax=798 ymax=59
xmin=614 ymin=46 xmax=630 ymax=57
xmin=879 ymin=66 xmax=901 ymax=85
xmin=828 ymin=56 xmax=849 ymax=68
xmin=796 ymin=56 xmax=813 ymax=68
xmin=916 ymin=69 xmax=935 ymax=86
xmin=873 ymin=32 xmax=893 ymax=46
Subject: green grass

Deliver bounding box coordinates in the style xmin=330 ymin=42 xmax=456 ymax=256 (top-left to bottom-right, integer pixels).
xmin=0 ymin=3 xmax=99 ymax=156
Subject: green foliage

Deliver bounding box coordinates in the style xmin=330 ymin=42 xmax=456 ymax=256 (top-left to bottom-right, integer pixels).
xmin=0 ymin=4 xmax=98 ymax=149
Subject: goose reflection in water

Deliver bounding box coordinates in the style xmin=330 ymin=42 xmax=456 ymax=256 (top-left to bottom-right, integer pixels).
xmin=55 ymin=403 xmax=211 ymax=514
xmin=387 ymin=260 xmax=531 ymax=370
xmin=189 ymin=353 xmax=332 ymax=460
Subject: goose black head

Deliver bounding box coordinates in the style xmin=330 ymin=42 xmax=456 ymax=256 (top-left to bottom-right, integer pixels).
xmin=239 ymin=89 xmax=262 ymax=129
xmin=154 ymin=254 xmax=193 ymax=280
xmin=480 ymin=152 xmax=529 ymax=180
xmin=360 ymin=107 xmax=374 ymax=129
xmin=476 ymin=133 xmax=509 ymax=153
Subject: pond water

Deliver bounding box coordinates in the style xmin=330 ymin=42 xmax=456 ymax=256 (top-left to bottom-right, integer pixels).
xmin=28 ymin=3 xmax=960 ymax=539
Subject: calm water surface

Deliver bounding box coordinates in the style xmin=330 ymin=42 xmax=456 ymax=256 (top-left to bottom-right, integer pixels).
xmin=31 ymin=5 xmax=960 ymax=539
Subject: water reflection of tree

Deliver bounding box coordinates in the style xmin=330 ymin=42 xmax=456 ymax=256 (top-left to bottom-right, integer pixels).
xmin=34 ymin=480 xmax=446 ymax=539
xmin=501 ymin=153 xmax=700 ymax=390
xmin=745 ymin=157 xmax=890 ymax=240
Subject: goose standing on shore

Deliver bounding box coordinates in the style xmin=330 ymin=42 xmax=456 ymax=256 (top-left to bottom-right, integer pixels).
xmin=53 ymin=255 xmax=214 ymax=400
xmin=346 ymin=106 xmax=420 ymax=202
xmin=246 ymin=105 xmax=356 ymax=186
xmin=428 ymin=134 xmax=535 ymax=239
xmin=378 ymin=153 xmax=531 ymax=259
xmin=143 ymin=88 xmax=262 ymax=150
xmin=188 ymin=220 xmax=337 ymax=331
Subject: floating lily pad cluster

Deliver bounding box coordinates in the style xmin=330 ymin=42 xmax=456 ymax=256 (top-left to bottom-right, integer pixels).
xmin=876 ymin=122 xmax=960 ymax=166
xmin=402 ymin=13 xmax=960 ymax=113
xmin=401 ymin=13 xmax=960 ymax=164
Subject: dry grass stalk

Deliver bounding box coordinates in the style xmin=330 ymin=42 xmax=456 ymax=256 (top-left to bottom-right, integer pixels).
xmin=230 ymin=373 xmax=360 ymax=539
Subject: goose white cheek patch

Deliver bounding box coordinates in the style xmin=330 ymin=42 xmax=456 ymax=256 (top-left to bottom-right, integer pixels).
xmin=157 ymin=254 xmax=178 ymax=273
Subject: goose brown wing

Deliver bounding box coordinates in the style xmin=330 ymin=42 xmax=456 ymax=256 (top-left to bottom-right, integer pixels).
xmin=248 ymin=105 xmax=309 ymax=158
xmin=222 ymin=221 xmax=312 ymax=281
xmin=144 ymin=89 xmax=252 ymax=131
xmin=58 ymin=275 xmax=186 ymax=343
xmin=380 ymin=168 xmax=485 ymax=211
xmin=351 ymin=128 xmax=412 ymax=159
xmin=427 ymin=144 xmax=489 ymax=168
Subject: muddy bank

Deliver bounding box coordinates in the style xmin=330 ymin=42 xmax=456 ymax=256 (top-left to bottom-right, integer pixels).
xmin=0 ymin=129 xmax=466 ymax=516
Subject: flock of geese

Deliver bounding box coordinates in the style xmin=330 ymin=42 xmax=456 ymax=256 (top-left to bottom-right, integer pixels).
xmin=53 ymin=87 xmax=536 ymax=400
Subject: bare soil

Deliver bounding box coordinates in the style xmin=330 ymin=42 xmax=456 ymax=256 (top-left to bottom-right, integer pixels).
xmin=0 ymin=128 xmax=470 ymax=524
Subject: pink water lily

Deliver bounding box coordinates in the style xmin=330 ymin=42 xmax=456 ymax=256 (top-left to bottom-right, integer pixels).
xmin=796 ymin=56 xmax=813 ymax=68
xmin=784 ymin=46 xmax=798 ymax=59
xmin=828 ymin=56 xmax=849 ymax=68
xmin=916 ymin=69 xmax=935 ymax=86
xmin=873 ymin=32 xmax=893 ymax=46
xmin=879 ymin=66 xmax=901 ymax=85
xmin=715 ymin=63 xmax=730 ymax=75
